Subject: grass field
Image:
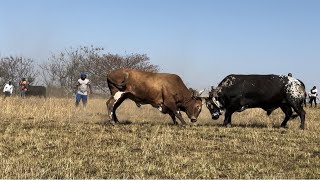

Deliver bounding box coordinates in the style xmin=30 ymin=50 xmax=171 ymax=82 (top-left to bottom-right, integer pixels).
xmin=0 ymin=97 xmax=319 ymax=178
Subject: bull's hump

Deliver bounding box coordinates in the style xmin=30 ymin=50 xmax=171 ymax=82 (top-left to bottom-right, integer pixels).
xmin=220 ymin=76 xmax=236 ymax=88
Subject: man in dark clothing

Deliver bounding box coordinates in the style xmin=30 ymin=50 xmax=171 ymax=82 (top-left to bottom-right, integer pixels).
xmin=309 ymin=86 xmax=318 ymax=107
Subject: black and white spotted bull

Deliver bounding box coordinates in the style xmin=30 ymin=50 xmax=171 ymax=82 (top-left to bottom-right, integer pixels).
xmin=205 ymin=74 xmax=306 ymax=129
xmin=106 ymin=69 xmax=204 ymax=126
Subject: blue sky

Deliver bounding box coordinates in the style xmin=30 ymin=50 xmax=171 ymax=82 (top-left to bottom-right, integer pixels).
xmin=0 ymin=0 xmax=319 ymax=90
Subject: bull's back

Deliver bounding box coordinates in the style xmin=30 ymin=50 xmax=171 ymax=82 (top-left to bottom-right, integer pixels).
xmin=128 ymin=70 xmax=188 ymax=95
xmin=108 ymin=69 xmax=189 ymax=102
xmin=220 ymin=74 xmax=288 ymax=102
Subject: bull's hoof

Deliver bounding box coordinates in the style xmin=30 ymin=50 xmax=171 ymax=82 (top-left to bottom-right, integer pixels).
xmin=223 ymin=123 xmax=231 ymax=128
xmin=280 ymin=125 xmax=288 ymax=129
xmin=299 ymin=125 xmax=305 ymax=130
xmin=109 ymin=120 xmax=116 ymax=126
xmin=182 ymin=124 xmax=187 ymax=128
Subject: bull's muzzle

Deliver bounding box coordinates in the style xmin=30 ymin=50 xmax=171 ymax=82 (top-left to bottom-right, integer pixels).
xmin=212 ymin=112 xmax=220 ymax=120
xmin=191 ymin=117 xmax=197 ymax=123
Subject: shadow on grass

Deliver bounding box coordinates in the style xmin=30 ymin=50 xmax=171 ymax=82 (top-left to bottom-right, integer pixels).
xmin=96 ymin=119 xmax=189 ymax=128
xmin=97 ymin=118 xmax=289 ymax=130
xmin=96 ymin=119 xmax=133 ymax=126
xmin=196 ymin=121 xmax=287 ymax=130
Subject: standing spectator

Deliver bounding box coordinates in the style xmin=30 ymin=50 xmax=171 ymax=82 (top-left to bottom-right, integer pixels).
xmin=3 ymin=81 xmax=14 ymax=99
xmin=288 ymin=73 xmax=293 ymax=77
xmin=75 ymin=73 xmax=92 ymax=108
xmin=309 ymin=86 xmax=318 ymax=107
xmin=20 ymin=78 xmax=28 ymax=98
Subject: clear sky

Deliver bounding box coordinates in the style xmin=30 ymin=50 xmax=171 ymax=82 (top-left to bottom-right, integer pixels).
xmin=1 ymin=0 xmax=319 ymax=90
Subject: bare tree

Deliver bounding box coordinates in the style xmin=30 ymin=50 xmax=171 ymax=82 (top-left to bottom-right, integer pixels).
xmin=39 ymin=45 xmax=160 ymax=96
xmin=0 ymin=56 xmax=38 ymax=87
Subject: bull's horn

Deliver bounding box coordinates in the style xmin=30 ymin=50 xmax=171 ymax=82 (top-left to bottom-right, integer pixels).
xmin=198 ymin=89 xmax=205 ymax=96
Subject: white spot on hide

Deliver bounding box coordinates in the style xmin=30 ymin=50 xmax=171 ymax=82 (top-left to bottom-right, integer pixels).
xmin=114 ymin=91 xmax=125 ymax=101
xmin=221 ymin=78 xmax=233 ymax=88
xmin=213 ymin=97 xmax=223 ymax=109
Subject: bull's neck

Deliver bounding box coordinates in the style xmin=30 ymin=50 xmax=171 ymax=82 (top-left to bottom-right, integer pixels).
xmin=180 ymin=92 xmax=194 ymax=108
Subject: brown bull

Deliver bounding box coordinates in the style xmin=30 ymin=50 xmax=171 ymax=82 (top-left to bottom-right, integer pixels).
xmin=106 ymin=69 xmax=203 ymax=126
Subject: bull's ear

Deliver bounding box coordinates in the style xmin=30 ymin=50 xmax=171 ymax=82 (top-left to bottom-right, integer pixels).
xmin=190 ymin=88 xmax=198 ymax=98
xmin=212 ymin=90 xmax=218 ymax=97
xmin=209 ymin=90 xmax=218 ymax=98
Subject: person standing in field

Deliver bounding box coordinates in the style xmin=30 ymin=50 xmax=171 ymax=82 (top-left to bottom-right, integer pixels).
xmin=20 ymin=78 xmax=28 ymax=98
xmin=3 ymin=81 xmax=14 ymax=99
xmin=309 ymin=86 xmax=318 ymax=107
xmin=75 ymin=73 xmax=92 ymax=108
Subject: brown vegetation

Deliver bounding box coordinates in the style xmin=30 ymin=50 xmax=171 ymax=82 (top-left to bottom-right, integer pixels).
xmin=0 ymin=97 xmax=319 ymax=178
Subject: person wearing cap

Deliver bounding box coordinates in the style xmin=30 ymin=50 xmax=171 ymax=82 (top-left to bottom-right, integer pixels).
xmin=75 ymin=73 xmax=92 ymax=108
xmin=288 ymin=73 xmax=292 ymax=77
xmin=3 ymin=81 xmax=14 ymax=99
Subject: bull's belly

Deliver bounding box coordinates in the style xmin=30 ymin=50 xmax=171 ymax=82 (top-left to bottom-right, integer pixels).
xmin=234 ymin=100 xmax=283 ymax=112
xmin=129 ymin=98 xmax=167 ymax=113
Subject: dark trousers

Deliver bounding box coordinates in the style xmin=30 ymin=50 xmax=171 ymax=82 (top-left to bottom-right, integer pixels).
xmin=3 ymin=91 xmax=11 ymax=99
xmin=303 ymin=98 xmax=307 ymax=107
xmin=309 ymin=97 xmax=317 ymax=107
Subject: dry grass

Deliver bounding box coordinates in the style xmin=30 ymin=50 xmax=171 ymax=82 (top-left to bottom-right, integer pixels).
xmin=0 ymin=97 xmax=319 ymax=178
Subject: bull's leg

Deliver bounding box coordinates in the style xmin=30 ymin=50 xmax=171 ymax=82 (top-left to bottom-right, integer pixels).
xmin=291 ymin=104 xmax=306 ymax=130
xmin=111 ymin=96 xmax=127 ymax=123
xmin=280 ymin=105 xmax=293 ymax=128
xmin=106 ymin=97 xmax=117 ymax=123
xmin=106 ymin=92 xmax=128 ymax=124
xmin=168 ymin=110 xmax=178 ymax=125
xmin=174 ymin=111 xmax=187 ymax=127
xmin=223 ymin=110 xmax=234 ymax=127
xmin=164 ymin=101 xmax=187 ymax=127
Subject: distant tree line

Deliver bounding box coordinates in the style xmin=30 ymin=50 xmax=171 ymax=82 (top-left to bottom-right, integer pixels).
xmin=0 ymin=45 xmax=159 ymax=97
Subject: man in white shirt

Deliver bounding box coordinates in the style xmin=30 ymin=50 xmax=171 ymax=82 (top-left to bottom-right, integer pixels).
xmin=309 ymin=86 xmax=318 ymax=107
xmin=75 ymin=73 xmax=92 ymax=108
xmin=3 ymin=81 xmax=14 ymax=99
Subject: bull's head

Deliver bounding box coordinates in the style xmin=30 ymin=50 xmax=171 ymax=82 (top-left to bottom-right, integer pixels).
xmin=205 ymin=87 xmax=224 ymax=120
xmin=186 ymin=89 xmax=204 ymax=122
